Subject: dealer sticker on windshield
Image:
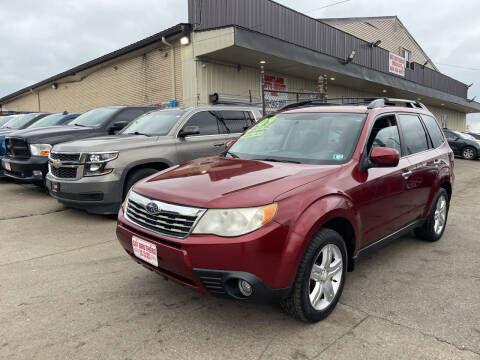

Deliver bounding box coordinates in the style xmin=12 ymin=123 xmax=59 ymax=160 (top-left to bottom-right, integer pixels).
xmin=333 ymin=153 xmax=344 ymax=161
xmin=132 ymin=236 xmax=158 ymax=267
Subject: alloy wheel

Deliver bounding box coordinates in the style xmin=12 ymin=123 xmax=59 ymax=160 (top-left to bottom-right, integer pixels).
xmin=309 ymin=243 xmax=343 ymax=310
xmin=463 ymin=148 xmax=475 ymax=159
xmin=434 ymin=195 xmax=447 ymax=235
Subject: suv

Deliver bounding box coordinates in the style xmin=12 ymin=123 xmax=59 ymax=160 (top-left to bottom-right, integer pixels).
xmin=116 ymin=98 xmax=453 ymax=322
xmin=1 ymin=113 xmax=51 ymax=177
xmin=2 ymin=106 xmax=152 ymax=185
xmin=45 ymin=106 xmax=261 ymax=214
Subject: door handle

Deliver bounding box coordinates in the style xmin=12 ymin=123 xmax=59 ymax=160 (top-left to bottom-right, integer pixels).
xmin=402 ymin=170 xmax=413 ymax=179
xmin=213 ymin=143 xmax=225 ymax=147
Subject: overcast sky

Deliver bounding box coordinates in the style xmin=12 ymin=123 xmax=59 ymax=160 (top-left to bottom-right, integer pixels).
xmin=1 ymin=0 xmax=480 ymax=129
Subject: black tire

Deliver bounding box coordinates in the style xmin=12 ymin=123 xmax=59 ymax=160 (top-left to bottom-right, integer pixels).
xmin=280 ymin=228 xmax=347 ymax=322
xmin=123 ymin=168 xmax=158 ymax=199
xmin=462 ymin=146 xmax=477 ymax=160
xmin=414 ymin=188 xmax=449 ymax=242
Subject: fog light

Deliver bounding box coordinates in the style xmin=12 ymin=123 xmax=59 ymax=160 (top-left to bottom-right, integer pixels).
xmin=238 ymin=279 xmax=253 ymax=297
xmin=33 ymin=170 xmax=42 ymax=176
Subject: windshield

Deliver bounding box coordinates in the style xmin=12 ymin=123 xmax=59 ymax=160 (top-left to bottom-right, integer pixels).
xmin=228 ymin=112 xmax=366 ymax=164
xmin=0 ymin=116 xmax=13 ymax=127
xmin=3 ymin=113 xmax=39 ymax=129
xmin=69 ymin=107 xmax=118 ymax=128
xmin=462 ymin=133 xmax=476 ymax=141
xmin=120 ymin=109 xmax=187 ymax=136
xmin=28 ymin=113 xmax=64 ymax=128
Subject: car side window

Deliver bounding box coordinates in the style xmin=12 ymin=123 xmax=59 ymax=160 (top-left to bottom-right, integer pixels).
xmin=398 ymin=114 xmax=429 ymax=155
xmin=183 ymin=111 xmax=219 ymax=136
xmin=444 ymin=130 xmax=456 ymax=140
xmin=217 ymin=111 xmax=251 ymax=134
xmin=421 ymin=115 xmax=444 ymax=148
xmin=366 ymin=115 xmax=402 ymax=155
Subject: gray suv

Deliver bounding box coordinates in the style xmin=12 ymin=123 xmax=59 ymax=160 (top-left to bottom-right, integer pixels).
xmin=45 ymin=106 xmax=261 ymax=214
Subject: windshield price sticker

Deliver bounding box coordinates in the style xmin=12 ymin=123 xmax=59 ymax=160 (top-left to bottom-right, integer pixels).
xmin=241 ymin=116 xmax=276 ymax=139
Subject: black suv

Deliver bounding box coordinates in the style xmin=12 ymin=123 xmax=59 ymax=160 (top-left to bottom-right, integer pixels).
xmin=2 ymin=106 xmax=152 ymax=185
xmin=443 ymin=128 xmax=480 ymax=160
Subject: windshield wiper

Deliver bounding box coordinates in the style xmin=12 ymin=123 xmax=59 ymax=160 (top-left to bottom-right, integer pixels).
xmin=74 ymin=124 xmax=89 ymax=127
xmin=224 ymin=150 xmax=239 ymax=158
xmin=254 ymin=158 xmax=301 ymax=164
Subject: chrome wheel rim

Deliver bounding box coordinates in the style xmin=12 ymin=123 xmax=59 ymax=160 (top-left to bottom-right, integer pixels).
xmin=309 ymin=243 xmax=343 ymax=311
xmin=463 ymin=148 xmax=474 ymax=159
xmin=434 ymin=195 xmax=447 ymax=235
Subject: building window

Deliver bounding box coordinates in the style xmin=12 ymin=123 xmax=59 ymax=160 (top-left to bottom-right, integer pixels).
xmin=401 ymin=48 xmax=411 ymax=67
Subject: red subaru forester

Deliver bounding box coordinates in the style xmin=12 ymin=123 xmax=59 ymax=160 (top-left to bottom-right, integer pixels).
xmin=116 ymin=98 xmax=453 ymax=322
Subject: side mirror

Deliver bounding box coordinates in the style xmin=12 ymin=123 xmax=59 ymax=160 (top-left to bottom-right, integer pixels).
xmin=226 ymin=140 xmax=236 ymax=149
xmin=359 ymin=147 xmax=399 ymax=171
xmin=179 ymin=125 xmax=200 ymax=138
xmin=370 ymin=147 xmax=400 ymax=167
xmin=109 ymin=121 xmax=129 ymax=134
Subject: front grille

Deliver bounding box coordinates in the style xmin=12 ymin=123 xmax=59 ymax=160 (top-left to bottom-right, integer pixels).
xmin=50 ymin=152 xmax=81 ymax=162
xmin=50 ymin=166 xmax=77 ymax=179
xmin=6 ymin=138 xmax=30 ymax=158
xmin=125 ymin=192 xmax=205 ymax=238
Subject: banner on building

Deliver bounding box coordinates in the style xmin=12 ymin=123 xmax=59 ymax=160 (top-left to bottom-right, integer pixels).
xmin=264 ymin=75 xmax=288 ymax=96
xmin=388 ymin=52 xmax=406 ymax=77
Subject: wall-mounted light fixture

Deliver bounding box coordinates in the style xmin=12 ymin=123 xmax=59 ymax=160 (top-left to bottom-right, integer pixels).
xmin=342 ymin=50 xmax=356 ymax=64
xmin=51 ymin=83 xmax=58 ymax=90
xmin=180 ymin=36 xmax=190 ymax=45
xmin=369 ymin=40 xmax=382 ymax=48
xmin=329 ymin=77 xmax=335 ymax=81
xmin=259 ymin=60 xmax=267 ymax=64
xmin=382 ymin=89 xmax=388 ymax=93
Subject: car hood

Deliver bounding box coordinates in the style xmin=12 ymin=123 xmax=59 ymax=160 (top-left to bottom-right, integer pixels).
xmin=7 ymin=125 xmax=99 ymax=144
xmin=133 ymin=156 xmax=340 ymax=208
xmin=0 ymin=129 xmax=15 ymax=136
xmin=53 ymin=134 xmax=168 ymax=152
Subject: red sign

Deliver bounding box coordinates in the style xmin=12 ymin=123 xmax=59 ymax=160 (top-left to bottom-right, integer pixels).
xmin=389 ymin=52 xmax=406 ymax=77
xmin=264 ymin=75 xmax=287 ymax=96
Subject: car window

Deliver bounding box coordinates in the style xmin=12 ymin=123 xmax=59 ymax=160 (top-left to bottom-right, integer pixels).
xmin=229 ymin=112 xmax=365 ymax=165
xmin=182 ymin=111 xmax=219 ymax=136
xmin=2 ymin=113 xmax=39 ymax=129
xmin=398 ymin=114 xmax=429 ymax=155
xmin=367 ymin=115 xmax=402 ymax=155
xmin=217 ymin=111 xmax=253 ymax=134
xmin=121 ymin=109 xmax=188 ymax=136
xmin=70 ymin=107 xmax=119 ymax=128
xmin=0 ymin=116 xmax=13 ymax=127
xmin=114 ymin=109 xmax=146 ymax=124
xmin=421 ymin=115 xmax=444 ymax=148
xmin=28 ymin=113 xmax=64 ymax=128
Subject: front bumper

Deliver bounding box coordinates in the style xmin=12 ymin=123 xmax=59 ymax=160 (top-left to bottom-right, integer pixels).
xmin=116 ymin=208 xmax=295 ymax=302
xmin=1 ymin=156 xmax=48 ymax=183
xmin=46 ymin=173 xmax=123 ymax=214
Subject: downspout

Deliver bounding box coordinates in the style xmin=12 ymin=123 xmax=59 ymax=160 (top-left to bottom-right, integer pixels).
xmin=161 ymin=36 xmax=176 ymax=101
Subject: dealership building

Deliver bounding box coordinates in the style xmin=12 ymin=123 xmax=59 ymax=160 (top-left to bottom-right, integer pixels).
xmin=1 ymin=0 xmax=479 ymax=130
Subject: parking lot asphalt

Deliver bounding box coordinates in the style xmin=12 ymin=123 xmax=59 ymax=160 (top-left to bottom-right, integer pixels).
xmin=0 ymin=159 xmax=479 ymax=360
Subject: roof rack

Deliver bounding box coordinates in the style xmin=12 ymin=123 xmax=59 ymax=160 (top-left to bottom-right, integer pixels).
xmin=280 ymin=97 xmax=428 ymax=111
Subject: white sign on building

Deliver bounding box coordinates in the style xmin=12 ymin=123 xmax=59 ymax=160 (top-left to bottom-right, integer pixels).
xmin=389 ymin=52 xmax=406 ymax=77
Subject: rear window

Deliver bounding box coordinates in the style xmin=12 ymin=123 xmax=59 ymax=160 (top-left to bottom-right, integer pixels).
xmin=421 ymin=115 xmax=444 ymax=148
xmin=398 ymin=114 xmax=429 ymax=155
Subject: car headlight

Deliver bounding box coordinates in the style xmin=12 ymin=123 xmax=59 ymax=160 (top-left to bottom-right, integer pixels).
xmin=84 ymin=151 xmax=118 ymax=177
xmin=30 ymin=144 xmax=52 ymax=156
xmin=192 ymin=203 xmax=277 ymax=237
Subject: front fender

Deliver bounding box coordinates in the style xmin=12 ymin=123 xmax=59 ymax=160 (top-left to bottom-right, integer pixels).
xmin=119 ymin=158 xmax=176 ymax=191
xmin=275 ymin=194 xmax=361 ymax=287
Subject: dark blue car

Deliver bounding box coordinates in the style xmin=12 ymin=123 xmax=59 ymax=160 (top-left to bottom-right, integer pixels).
xmin=0 ymin=113 xmax=83 ymax=177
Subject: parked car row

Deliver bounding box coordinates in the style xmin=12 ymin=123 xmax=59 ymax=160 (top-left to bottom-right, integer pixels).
xmin=443 ymin=128 xmax=480 ymax=160
xmin=0 ymin=99 xmax=457 ymax=322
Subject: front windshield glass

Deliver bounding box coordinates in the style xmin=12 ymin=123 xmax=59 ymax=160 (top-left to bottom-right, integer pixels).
xmin=228 ymin=112 xmax=366 ymax=164
xmin=120 ymin=109 xmax=187 ymax=136
xmin=3 ymin=113 xmax=39 ymax=129
xmin=28 ymin=113 xmax=64 ymax=128
xmin=0 ymin=116 xmax=13 ymax=127
xmin=69 ymin=107 xmax=118 ymax=128
xmin=462 ymin=133 xmax=476 ymax=141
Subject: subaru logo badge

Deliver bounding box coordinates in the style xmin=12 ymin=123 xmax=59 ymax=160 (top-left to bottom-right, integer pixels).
xmin=146 ymin=202 xmax=159 ymax=214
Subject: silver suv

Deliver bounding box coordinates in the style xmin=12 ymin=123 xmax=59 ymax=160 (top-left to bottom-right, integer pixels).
xmin=45 ymin=106 xmax=261 ymax=214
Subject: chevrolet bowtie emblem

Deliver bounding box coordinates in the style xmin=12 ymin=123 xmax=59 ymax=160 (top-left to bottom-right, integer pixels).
xmin=52 ymin=160 xmax=61 ymax=168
